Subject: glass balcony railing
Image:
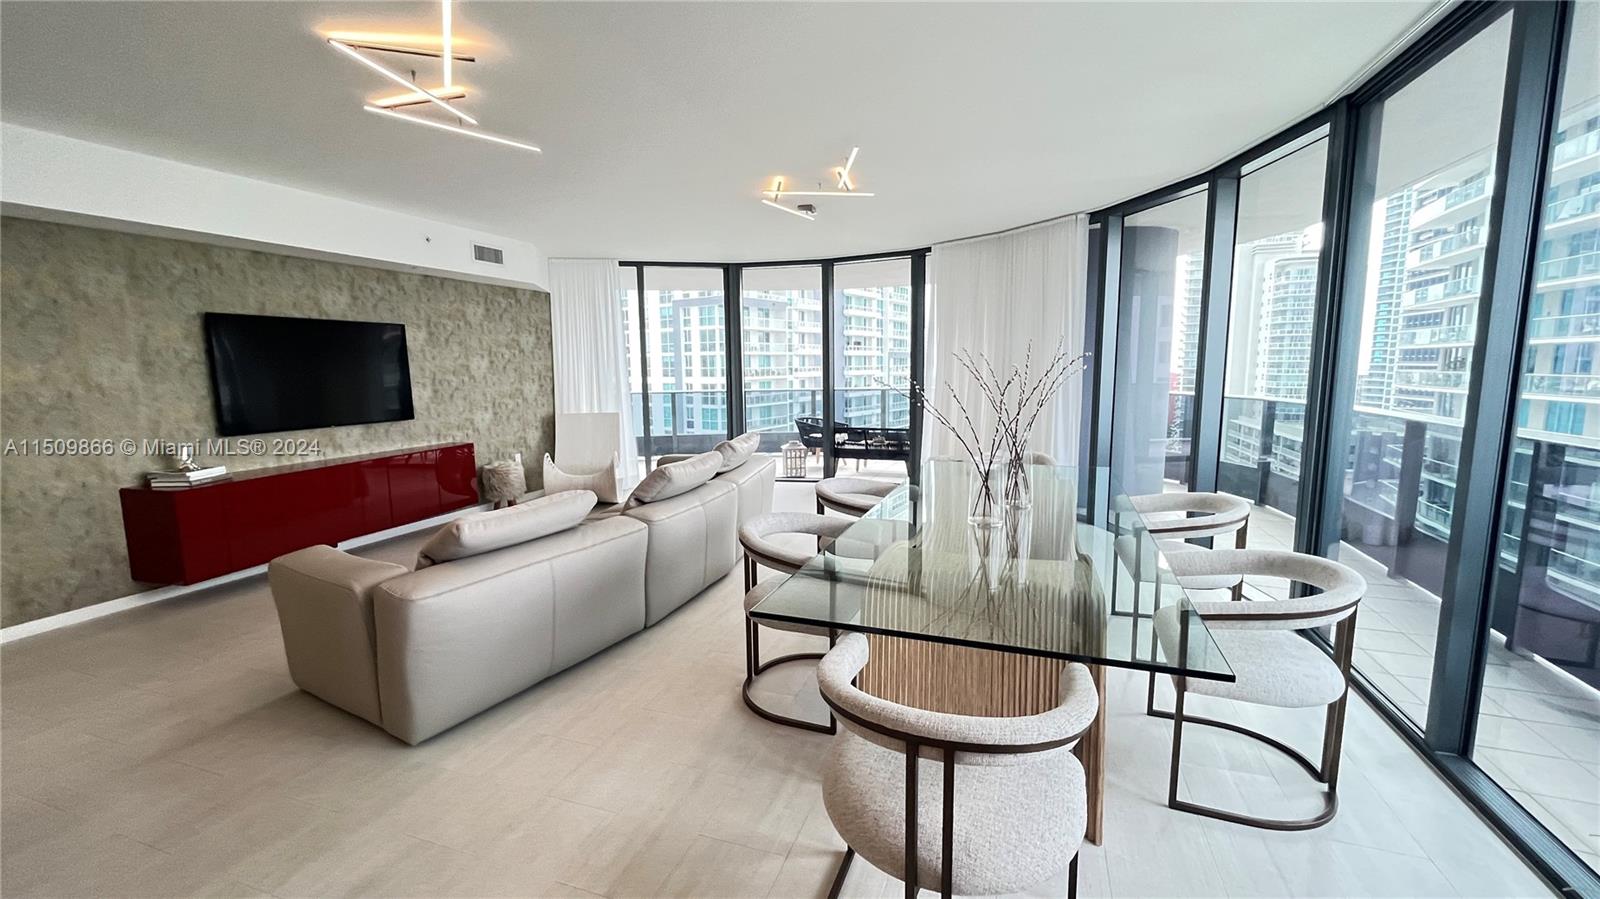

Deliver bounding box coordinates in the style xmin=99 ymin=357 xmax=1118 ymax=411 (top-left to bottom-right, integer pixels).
xmin=1552 ymin=129 xmax=1600 ymax=166
xmin=1400 ymin=323 xmax=1475 ymax=346
xmin=1537 ymin=251 xmax=1600 ymax=282
xmin=1525 ymin=312 xmax=1600 ymax=340
xmin=1520 ymin=372 xmax=1600 ymax=398
xmin=1546 ymin=190 xmax=1600 ymax=224
xmin=1444 ymin=177 xmax=1489 ymax=210
xmin=1410 ymin=275 xmax=1481 ymax=305
xmin=1395 ymin=369 xmax=1471 ymax=390
xmin=628 ymin=388 xmax=911 ymax=460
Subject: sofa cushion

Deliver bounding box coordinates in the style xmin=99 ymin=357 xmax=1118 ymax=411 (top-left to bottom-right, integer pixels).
xmin=418 ymin=489 xmax=597 ymax=567
xmin=712 ymin=431 xmax=761 ymax=473
xmin=543 ymin=453 xmax=620 ymax=504
xmin=626 ymin=451 xmax=721 ymax=507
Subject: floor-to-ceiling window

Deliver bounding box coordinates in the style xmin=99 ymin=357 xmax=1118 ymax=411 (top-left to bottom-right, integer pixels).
xmin=740 ymin=265 xmax=824 ymax=475
xmin=1220 ymin=134 xmax=1330 ymax=550
xmin=832 ymin=257 xmax=914 ymax=479
xmin=1475 ymin=0 xmax=1600 ymax=872
xmin=1111 ymin=189 xmax=1209 ymax=497
xmin=1331 ymin=14 xmax=1513 ymax=727
xmin=642 ymin=266 xmax=729 ymax=458
xmin=619 ymin=265 xmax=648 ymax=476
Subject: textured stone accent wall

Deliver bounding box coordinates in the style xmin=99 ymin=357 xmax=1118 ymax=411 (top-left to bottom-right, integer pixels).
xmin=0 ymin=217 xmax=555 ymax=626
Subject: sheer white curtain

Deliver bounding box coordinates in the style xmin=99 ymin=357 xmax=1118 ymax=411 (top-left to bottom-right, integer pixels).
xmin=548 ymin=258 xmax=639 ymax=489
xmin=924 ymin=215 xmax=1090 ymax=466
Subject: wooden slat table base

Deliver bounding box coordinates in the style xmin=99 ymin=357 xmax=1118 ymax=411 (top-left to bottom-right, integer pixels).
xmin=857 ymin=635 xmax=1106 ymax=845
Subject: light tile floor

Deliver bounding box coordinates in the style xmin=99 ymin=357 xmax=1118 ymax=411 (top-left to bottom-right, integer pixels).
xmin=0 ymin=483 xmax=1557 ymax=898
xmin=1237 ymin=503 xmax=1600 ymax=874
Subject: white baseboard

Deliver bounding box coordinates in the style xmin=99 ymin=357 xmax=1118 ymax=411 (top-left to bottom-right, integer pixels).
xmin=0 ymin=503 xmax=489 ymax=646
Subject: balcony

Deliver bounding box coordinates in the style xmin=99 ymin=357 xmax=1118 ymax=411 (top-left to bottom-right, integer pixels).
xmin=1394 ymin=369 xmax=1471 ymax=391
xmin=1408 ymin=229 xmax=1483 ymax=267
xmin=1525 ymin=312 xmax=1600 ymax=340
xmin=1519 ymin=372 xmax=1600 ymax=398
xmin=1545 ymin=190 xmax=1600 ymax=226
xmin=1409 ymin=274 xmax=1481 ymax=307
xmin=628 ymin=388 xmax=910 ymax=464
xmin=1399 ymin=323 xmax=1475 ymax=346
xmin=1536 ymin=250 xmax=1600 ymax=283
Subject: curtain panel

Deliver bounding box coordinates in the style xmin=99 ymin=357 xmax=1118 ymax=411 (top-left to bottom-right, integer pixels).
xmin=925 ymin=216 xmax=1090 ymax=468
xmin=548 ymin=258 xmax=639 ymax=488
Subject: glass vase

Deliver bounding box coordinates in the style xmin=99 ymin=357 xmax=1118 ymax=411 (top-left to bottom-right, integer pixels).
xmin=1004 ymin=459 xmax=1033 ymax=509
xmin=968 ymin=463 xmax=1003 ymax=528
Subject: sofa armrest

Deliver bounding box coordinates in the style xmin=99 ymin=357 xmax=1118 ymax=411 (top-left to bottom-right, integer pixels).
xmin=267 ymin=545 xmax=407 ymax=728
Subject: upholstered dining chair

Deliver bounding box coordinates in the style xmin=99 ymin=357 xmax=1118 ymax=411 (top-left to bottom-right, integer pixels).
xmin=1114 ymin=491 xmax=1253 ymax=611
xmin=816 ymin=476 xmax=898 ymax=517
xmin=816 ymin=633 xmax=1098 ymax=899
xmin=1151 ymin=548 xmax=1365 ymax=830
xmin=739 ymin=512 xmax=854 ymax=734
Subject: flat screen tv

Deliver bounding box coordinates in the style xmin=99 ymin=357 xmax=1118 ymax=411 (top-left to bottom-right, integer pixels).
xmin=204 ymin=312 xmax=415 ymax=436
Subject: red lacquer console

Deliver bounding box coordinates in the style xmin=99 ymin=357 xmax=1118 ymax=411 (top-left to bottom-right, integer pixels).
xmin=119 ymin=443 xmax=478 ymax=586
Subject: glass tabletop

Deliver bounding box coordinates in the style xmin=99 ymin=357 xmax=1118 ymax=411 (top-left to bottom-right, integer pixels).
xmin=748 ymin=459 xmax=1234 ymax=682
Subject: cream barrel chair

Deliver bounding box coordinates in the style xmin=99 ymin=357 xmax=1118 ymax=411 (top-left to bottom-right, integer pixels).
xmin=816 ymin=476 xmax=898 ymax=517
xmin=1114 ymin=491 xmax=1252 ymax=610
xmin=817 ymin=634 xmax=1097 ymax=899
xmin=739 ymin=512 xmax=854 ymax=733
xmin=1152 ymin=548 xmax=1365 ymax=830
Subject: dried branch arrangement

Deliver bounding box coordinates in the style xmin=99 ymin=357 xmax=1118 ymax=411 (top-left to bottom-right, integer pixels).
xmin=893 ymin=340 xmax=1090 ymax=519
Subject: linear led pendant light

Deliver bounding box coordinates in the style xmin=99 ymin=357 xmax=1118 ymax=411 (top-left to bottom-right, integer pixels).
xmin=762 ymin=147 xmax=874 ymax=218
xmin=327 ymin=1 xmax=542 ymax=154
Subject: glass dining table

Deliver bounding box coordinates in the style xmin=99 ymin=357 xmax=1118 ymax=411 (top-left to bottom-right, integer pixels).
xmin=748 ymin=459 xmax=1235 ymax=845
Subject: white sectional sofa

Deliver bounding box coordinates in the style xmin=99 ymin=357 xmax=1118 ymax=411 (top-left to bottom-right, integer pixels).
xmin=268 ymin=436 xmax=775 ymax=744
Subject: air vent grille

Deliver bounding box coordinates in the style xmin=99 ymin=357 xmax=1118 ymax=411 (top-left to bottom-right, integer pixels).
xmin=472 ymin=243 xmax=505 ymax=265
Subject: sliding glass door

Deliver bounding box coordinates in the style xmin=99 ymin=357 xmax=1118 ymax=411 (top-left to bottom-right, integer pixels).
xmin=1110 ymin=189 xmax=1209 ymax=498
xmin=833 ymin=257 xmax=914 ymax=479
xmin=1475 ymin=0 xmax=1600 ymax=872
xmin=1332 ymin=13 xmax=1513 ymax=726
xmin=1219 ymin=134 xmax=1329 ymax=552
xmin=739 ymin=265 xmax=824 ymax=475
xmin=642 ymin=266 xmax=729 ymax=459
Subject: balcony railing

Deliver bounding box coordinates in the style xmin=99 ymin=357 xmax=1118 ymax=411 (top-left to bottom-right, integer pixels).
xmin=1410 ymin=274 xmax=1481 ymax=306
xmin=1519 ymin=372 xmax=1600 ymax=398
xmin=1394 ymin=369 xmax=1471 ymax=390
xmin=1525 ymin=312 xmax=1600 ymax=340
xmin=1399 ymin=323 xmax=1475 ymax=346
xmin=1552 ymin=129 xmax=1600 ymax=166
xmin=628 ymin=388 xmax=910 ymax=456
xmin=1546 ymin=190 xmax=1600 ymax=225
xmin=1537 ymin=251 xmax=1600 ymax=282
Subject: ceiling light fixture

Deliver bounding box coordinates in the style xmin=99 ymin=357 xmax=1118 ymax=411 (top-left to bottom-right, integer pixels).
xmin=441 ymin=0 xmax=453 ymax=87
xmin=761 ymin=147 xmax=873 ymax=218
xmin=371 ymin=85 xmax=468 ymax=109
xmin=836 ymin=146 xmax=859 ymax=190
xmin=328 ymin=38 xmax=478 ymax=125
xmin=363 ymin=105 xmax=542 ymax=153
xmin=326 ymin=0 xmax=542 ymax=156
xmin=762 ymin=199 xmax=815 ymax=220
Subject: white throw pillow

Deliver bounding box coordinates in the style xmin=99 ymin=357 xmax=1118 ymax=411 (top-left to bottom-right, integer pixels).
xmin=417 ymin=489 xmax=597 ymax=567
xmin=542 ymin=453 xmax=620 ymax=504
xmin=712 ymin=431 xmax=761 ymax=473
xmin=626 ymin=450 xmax=721 ymax=507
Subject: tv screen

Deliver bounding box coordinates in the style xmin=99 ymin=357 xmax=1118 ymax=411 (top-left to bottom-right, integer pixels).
xmin=204 ymin=312 xmax=414 ymax=436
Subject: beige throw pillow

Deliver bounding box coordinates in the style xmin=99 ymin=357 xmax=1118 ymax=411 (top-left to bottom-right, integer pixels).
xmin=626 ymin=450 xmax=721 ymax=507
xmin=543 ymin=453 xmax=620 ymax=504
xmin=712 ymin=431 xmax=761 ymax=473
xmin=417 ymin=489 xmax=597 ymax=567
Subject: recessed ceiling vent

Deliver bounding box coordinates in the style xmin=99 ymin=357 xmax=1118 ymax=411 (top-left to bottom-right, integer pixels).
xmin=472 ymin=243 xmax=505 ymax=265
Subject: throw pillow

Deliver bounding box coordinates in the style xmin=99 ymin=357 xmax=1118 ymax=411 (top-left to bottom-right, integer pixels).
xmin=712 ymin=430 xmax=761 ymax=473
xmin=625 ymin=450 xmax=721 ymax=507
xmin=417 ymin=489 xmax=597 ymax=568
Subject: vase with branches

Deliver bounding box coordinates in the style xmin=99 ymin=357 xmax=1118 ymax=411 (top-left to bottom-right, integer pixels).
xmin=895 ymin=340 xmax=1090 ymax=525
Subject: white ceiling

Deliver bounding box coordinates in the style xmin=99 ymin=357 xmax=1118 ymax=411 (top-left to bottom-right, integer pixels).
xmin=0 ymin=1 xmax=1434 ymax=262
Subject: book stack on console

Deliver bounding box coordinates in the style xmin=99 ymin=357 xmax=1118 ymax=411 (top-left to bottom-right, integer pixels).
xmin=146 ymin=466 xmax=230 ymax=489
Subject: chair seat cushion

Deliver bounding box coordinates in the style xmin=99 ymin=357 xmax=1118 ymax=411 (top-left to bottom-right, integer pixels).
xmin=1155 ymin=605 xmax=1346 ymax=708
xmin=1114 ymin=535 xmax=1244 ymax=590
xmin=823 ymin=730 xmax=1082 ymax=897
xmin=743 ymin=578 xmax=829 ymax=636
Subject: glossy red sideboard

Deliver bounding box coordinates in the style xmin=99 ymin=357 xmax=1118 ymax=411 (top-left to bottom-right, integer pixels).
xmin=119 ymin=443 xmax=478 ymax=586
